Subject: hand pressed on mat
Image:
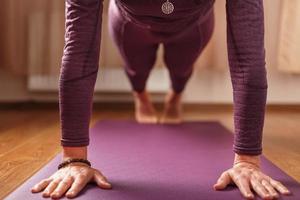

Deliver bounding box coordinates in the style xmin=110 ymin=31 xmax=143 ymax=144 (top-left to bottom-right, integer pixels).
xmin=30 ymin=146 xmax=112 ymax=199
xmin=31 ymin=164 xmax=111 ymax=199
xmin=214 ymin=154 xmax=291 ymax=200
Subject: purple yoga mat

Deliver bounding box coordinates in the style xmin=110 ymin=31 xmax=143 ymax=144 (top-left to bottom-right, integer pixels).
xmin=5 ymin=120 xmax=300 ymax=200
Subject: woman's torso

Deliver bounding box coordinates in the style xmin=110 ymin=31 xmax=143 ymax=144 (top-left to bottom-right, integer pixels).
xmin=115 ymin=0 xmax=215 ymax=33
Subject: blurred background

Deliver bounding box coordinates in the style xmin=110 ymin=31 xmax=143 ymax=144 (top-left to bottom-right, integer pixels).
xmin=1 ymin=0 xmax=300 ymax=199
xmin=1 ymin=0 xmax=300 ymax=103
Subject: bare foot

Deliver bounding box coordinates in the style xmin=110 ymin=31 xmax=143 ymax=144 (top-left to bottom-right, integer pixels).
xmin=133 ymin=91 xmax=158 ymax=124
xmin=160 ymin=90 xmax=183 ymax=124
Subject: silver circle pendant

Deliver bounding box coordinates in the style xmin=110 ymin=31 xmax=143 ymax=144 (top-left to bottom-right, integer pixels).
xmin=161 ymin=1 xmax=174 ymax=15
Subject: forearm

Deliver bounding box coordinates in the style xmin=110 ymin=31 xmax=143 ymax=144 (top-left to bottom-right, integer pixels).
xmin=232 ymin=88 xmax=267 ymax=155
xmin=226 ymin=0 xmax=267 ymax=155
xmin=59 ymin=0 xmax=104 ymax=147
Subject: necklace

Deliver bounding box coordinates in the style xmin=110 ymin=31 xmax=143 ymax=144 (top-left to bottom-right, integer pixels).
xmin=161 ymin=0 xmax=174 ymax=15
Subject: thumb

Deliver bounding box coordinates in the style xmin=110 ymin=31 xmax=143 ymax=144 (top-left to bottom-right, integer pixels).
xmin=93 ymin=170 xmax=112 ymax=189
xmin=213 ymin=171 xmax=231 ymax=190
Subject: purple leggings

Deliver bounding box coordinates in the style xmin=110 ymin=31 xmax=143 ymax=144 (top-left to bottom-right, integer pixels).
xmin=108 ymin=0 xmax=214 ymax=93
xmin=59 ymin=0 xmax=267 ymax=155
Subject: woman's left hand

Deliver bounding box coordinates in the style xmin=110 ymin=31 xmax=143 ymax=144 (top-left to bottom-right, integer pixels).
xmin=213 ymin=154 xmax=291 ymax=199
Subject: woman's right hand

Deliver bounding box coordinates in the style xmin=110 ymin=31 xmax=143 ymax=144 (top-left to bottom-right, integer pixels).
xmin=30 ymin=162 xmax=112 ymax=199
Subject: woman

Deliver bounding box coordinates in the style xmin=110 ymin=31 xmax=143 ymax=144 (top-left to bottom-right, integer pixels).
xmin=108 ymin=0 xmax=215 ymax=124
xmin=31 ymin=0 xmax=291 ymax=199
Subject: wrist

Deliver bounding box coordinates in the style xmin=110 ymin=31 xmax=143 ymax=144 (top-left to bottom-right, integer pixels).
xmin=62 ymin=146 xmax=87 ymax=161
xmin=234 ymin=153 xmax=260 ymax=168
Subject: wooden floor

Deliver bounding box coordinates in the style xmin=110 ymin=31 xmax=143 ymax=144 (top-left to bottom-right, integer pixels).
xmin=0 ymin=103 xmax=300 ymax=199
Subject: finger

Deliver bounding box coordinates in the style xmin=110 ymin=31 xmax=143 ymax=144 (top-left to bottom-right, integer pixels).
xmin=42 ymin=179 xmax=62 ymax=197
xmin=213 ymin=171 xmax=231 ymax=190
xmin=50 ymin=176 xmax=74 ymax=199
xmin=270 ymin=179 xmax=291 ymax=195
xmin=31 ymin=178 xmax=52 ymax=193
xmin=261 ymin=179 xmax=279 ymax=199
xmin=235 ymin=175 xmax=254 ymax=199
xmin=250 ymin=178 xmax=272 ymax=200
xmin=93 ymin=170 xmax=112 ymax=189
xmin=65 ymin=174 xmax=90 ymax=198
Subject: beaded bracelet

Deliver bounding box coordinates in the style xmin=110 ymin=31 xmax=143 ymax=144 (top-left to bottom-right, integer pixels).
xmin=58 ymin=158 xmax=91 ymax=170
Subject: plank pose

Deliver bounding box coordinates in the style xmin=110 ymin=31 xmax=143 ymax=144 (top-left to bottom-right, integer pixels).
xmin=31 ymin=0 xmax=291 ymax=199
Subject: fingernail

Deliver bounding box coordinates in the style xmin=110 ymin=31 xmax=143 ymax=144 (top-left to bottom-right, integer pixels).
xmin=265 ymin=194 xmax=271 ymax=199
xmin=105 ymin=183 xmax=112 ymax=188
xmin=42 ymin=192 xmax=49 ymax=197
xmin=67 ymin=191 xmax=74 ymax=195
xmin=102 ymin=181 xmax=110 ymax=185
xmin=51 ymin=192 xmax=59 ymax=198
xmin=66 ymin=192 xmax=74 ymax=198
xmin=246 ymin=193 xmax=253 ymax=198
xmin=285 ymin=190 xmax=291 ymax=195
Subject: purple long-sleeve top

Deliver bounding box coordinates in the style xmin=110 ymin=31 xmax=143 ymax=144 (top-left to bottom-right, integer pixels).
xmin=59 ymin=0 xmax=268 ymax=155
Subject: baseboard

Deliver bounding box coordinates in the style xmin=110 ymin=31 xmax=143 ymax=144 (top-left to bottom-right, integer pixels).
xmin=28 ymin=67 xmax=169 ymax=93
